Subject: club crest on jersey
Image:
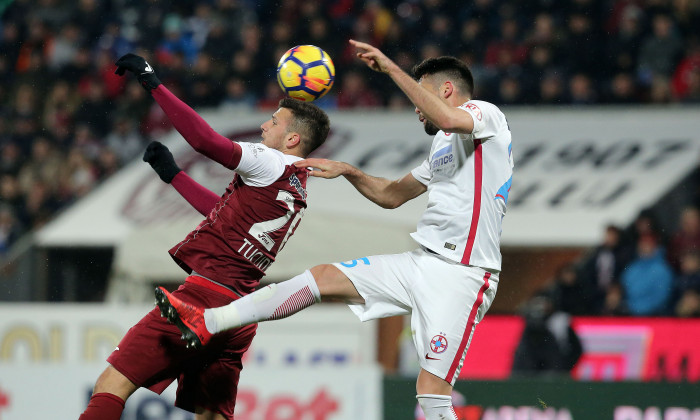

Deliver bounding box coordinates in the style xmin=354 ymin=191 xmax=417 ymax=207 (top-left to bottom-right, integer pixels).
xmin=465 ymin=103 xmax=482 ymax=121
xmin=430 ymin=334 xmax=448 ymax=354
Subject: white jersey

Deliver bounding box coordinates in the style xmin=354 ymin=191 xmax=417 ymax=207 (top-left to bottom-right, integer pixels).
xmin=236 ymin=142 xmax=304 ymax=186
xmin=410 ymin=100 xmax=513 ymax=271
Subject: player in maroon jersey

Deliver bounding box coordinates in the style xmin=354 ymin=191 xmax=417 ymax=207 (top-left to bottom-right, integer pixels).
xmin=78 ymin=53 xmax=330 ymax=420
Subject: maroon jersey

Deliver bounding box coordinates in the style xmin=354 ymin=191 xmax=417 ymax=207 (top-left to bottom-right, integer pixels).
xmin=169 ymin=144 xmax=309 ymax=296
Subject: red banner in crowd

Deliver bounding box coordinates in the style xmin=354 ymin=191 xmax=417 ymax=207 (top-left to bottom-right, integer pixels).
xmin=460 ymin=315 xmax=700 ymax=382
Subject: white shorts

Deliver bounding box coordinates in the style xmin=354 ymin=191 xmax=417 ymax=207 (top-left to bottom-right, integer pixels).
xmin=333 ymin=247 xmax=499 ymax=385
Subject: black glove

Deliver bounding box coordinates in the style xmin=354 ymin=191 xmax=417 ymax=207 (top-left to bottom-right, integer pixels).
xmin=143 ymin=141 xmax=181 ymax=183
xmin=115 ymin=53 xmax=162 ymax=92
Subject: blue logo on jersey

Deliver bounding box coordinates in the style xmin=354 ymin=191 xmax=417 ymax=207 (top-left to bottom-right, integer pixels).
xmin=288 ymin=174 xmax=306 ymax=199
xmin=495 ymin=176 xmax=512 ymax=204
xmin=340 ymin=257 xmax=370 ymax=267
xmin=431 ymin=145 xmax=453 ymax=170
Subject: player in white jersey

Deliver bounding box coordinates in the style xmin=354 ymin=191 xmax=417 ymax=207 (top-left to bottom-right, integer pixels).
xmin=154 ymin=39 xmax=513 ymax=420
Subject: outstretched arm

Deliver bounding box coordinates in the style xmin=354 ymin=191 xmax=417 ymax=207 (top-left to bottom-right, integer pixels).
xmin=294 ymin=158 xmax=426 ymax=209
xmin=150 ymin=86 xmax=243 ymax=169
xmin=143 ymin=141 xmax=219 ymax=216
xmin=349 ymin=40 xmax=474 ymax=134
xmin=170 ymin=172 xmax=220 ymax=216
xmin=115 ymin=53 xmax=243 ymax=169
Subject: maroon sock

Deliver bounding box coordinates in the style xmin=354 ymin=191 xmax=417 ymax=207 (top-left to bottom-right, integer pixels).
xmin=78 ymin=392 xmax=125 ymax=420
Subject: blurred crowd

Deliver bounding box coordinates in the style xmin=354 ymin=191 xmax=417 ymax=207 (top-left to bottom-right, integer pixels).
xmin=1 ymin=0 xmax=699 ymax=277
xmin=529 ymin=206 xmax=700 ymax=319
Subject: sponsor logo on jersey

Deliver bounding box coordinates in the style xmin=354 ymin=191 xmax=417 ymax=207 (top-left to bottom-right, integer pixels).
xmin=430 ymin=334 xmax=448 ymax=354
xmin=425 ymin=353 xmax=440 ymax=360
xmin=444 ymin=242 xmax=456 ymax=250
xmin=431 ymin=145 xmax=454 ymax=170
xmin=288 ymin=174 xmax=306 ymax=199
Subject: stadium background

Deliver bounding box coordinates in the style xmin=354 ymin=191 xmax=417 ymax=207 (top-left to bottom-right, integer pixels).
xmin=1 ymin=0 xmax=699 ymax=419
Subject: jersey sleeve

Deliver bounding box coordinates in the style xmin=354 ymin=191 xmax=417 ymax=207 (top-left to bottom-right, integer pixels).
xmin=410 ymin=158 xmax=431 ymax=186
xmin=234 ymin=142 xmax=286 ymax=187
xmin=151 ymin=85 xmax=243 ymax=169
xmin=170 ymin=171 xmax=220 ymax=216
xmin=459 ymin=102 xmax=499 ymax=142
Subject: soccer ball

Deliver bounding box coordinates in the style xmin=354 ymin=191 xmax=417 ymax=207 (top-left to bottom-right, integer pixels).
xmin=277 ymin=45 xmax=335 ymax=102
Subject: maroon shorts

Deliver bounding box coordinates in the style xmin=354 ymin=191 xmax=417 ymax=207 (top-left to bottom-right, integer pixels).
xmin=107 ymin=276 xmax=257 ymax=419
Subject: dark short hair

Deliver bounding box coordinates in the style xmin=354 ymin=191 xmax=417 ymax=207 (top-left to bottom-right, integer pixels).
xmin=412 ymin=56 xmax=474 ymax=96
xmin=279 ymin=98 xmax=330 ymax=156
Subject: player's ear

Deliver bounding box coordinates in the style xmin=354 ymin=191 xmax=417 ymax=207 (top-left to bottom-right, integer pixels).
xmin=442 ymin=81 xmax=454 ymax=98
xmin=287 ymin=132 xmax=301 ymax=148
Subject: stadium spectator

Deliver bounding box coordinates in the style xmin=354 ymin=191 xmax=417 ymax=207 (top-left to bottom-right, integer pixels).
xmin=563 ymin=12 xmax=601 ymax=78
xmin=22 ymin=180 xmax=59 ymax=230
xmin=17 ymin=136 xmax=62 ymax=194
xmin=0 ymin=175 xmax=23 ymax=211
xmin=72 ymin=123 xmax=103 ymax=162
xmin=548 ymin=263 xmax=592 ymax=316
xmin=184 ymin=52 xmax=223 ymax=108
xmin=606 ymin=5 xmax=644 ymax=76
xmin=620 ymin=234 xmax=674 ymax=316
xmin=0 ymin=205 xmax=23 ymax=255
xmin=568 ymin=73 xmax=598 ymax=104
xmin=157 ymin=14 xmax=199 ymax=65
xmin=671 ymin=41 xmax=700 ymax=102
xmin=221 ymin=76 xmax=257 ymax=109
xmin=537 ymin=72 xmax=566 ymax=104
xmin=0 ymin=143 xmax=22 ymax=177
xmin=457 ymin=18 xmax=487 ymax=64
xmin=483 ymin=18 xmax=527 ymax=69
xmin=496 ymin=76 xmax=524 ymax=105
xmin=605 ymin=72 xmax=640 ymax=103
xmin=674 ymin=251 xmax=700 ymax=317
xmin=637 ymin=14 xmax=684 ymax=86
xmin=74 ymin=79 xmax=112 ymax=137
xmin=105 ymin=117 xmax=146 ymax=165
xmin=625 ymin=208 xmax=664 ymax=249
xmin=580 ymin=224 xmax=632 ymax=314
xmin=667 ymin=206 xmax=700 ymax=271
xmin=336 ymin=70 xmax=382 ymax=108
xmin=512 ymin=292 xmax=583 ymax=375
xmin=58 ymin=148 xmax=98 ymax=200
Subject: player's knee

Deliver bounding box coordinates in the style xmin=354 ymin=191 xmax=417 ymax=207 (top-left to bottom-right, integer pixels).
xmin=310 ymin=264 xmax=361 ymax=301
xmin=309 ymin=264 xmax=338 ymax=294
xmin=92 ymin=366 xmax=138 ymax=399
xmin=416 ymin=369 xmax=452 ymax=395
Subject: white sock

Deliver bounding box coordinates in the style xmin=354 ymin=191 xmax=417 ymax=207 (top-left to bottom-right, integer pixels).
xmin=204 ymin=270 xmax=321 ymax=333
xmin=417 ymin=394 xmax=457 ymax=420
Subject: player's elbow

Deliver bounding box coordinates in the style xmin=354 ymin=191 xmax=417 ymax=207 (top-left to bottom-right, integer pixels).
xmin=379 ymin=196 xmax=406 ymax=209
xmin=378 ymin=201 xmax=398 ymax=209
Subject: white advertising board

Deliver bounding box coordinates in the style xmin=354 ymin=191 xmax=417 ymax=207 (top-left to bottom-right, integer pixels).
xmin=0 ymin=304 xmax=380 ymax=419
xmin=0 ymin=304 xmax=375 ymax=366
xmin=0 ymin=364 xmax=381 ymax=420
